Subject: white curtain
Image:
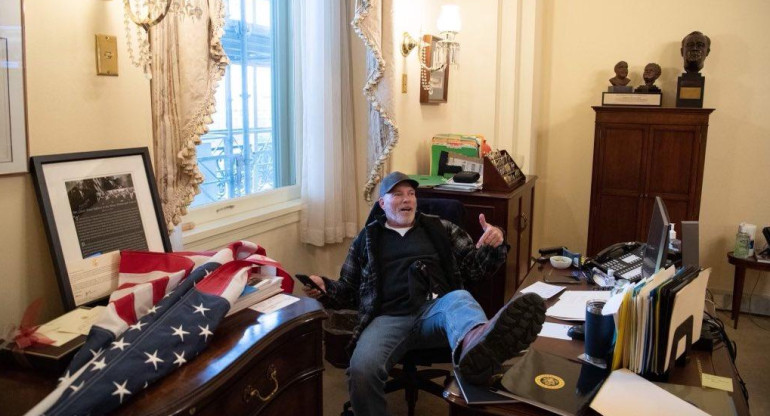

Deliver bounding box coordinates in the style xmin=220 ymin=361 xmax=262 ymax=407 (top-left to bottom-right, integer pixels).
xmin=297 ymin=0 xmax=358 ymax=246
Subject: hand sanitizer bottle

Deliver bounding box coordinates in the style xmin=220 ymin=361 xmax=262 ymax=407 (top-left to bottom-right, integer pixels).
xmin=669 ymin=224 xmax=681 ymax=252
xmin=734 ymin=225 xmax=750 ymax=258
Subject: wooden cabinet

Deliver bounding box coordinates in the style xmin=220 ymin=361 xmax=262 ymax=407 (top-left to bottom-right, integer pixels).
xmin=417 ymin=176 xmax=536 ymax=317
xmin=1 ymin=298 xmax=326 ymax=416
xmin=587 ymin=107 xmax=714 ymax=256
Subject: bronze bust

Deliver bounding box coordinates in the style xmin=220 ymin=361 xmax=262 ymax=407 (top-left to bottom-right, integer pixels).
xmin=609 ymin=61 xmax=630 ymax=86
xmin=636 ymin=63 xmax=662 ymax=93
xmin=681 ymin=31 xmax=711 ymax=73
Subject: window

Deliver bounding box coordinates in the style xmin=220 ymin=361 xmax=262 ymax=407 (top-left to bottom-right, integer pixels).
xmin=192 ymin=0 xmax=295 ymax=210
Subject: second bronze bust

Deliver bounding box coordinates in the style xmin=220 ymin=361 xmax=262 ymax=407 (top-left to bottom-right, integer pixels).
xmin=635 ymin=63 xmax=662 ymax=93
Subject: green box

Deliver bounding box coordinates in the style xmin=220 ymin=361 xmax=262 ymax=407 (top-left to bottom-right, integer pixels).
xmin=430 ymin=134 xmax=481 ymax=177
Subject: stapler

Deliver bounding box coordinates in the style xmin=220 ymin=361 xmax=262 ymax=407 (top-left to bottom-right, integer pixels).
xmin=536 ymin=246 xmax=566 ymax=263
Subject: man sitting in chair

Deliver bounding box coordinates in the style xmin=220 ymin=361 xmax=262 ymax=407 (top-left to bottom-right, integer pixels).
xmin=303 ymin=171 xmax=546 ymax=416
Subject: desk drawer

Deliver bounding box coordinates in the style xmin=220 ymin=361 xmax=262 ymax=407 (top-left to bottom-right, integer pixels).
xmin=208 ymin=329 xmax=322 ymax=415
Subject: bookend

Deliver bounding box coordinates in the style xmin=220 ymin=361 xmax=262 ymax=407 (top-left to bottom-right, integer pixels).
xmin=668 ymin=315 xmax=694 ymax=370
xmin=645 ymin=315 xmax=694 ymax=382
xmin=482 ymin=150 xmax=525 ymax=192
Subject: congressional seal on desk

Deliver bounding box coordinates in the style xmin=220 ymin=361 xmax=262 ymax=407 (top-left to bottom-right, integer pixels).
xmin=534 ymin=374 xmax=565 ymax=390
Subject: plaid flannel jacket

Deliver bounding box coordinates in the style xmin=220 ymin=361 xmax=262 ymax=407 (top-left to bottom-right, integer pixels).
xmin=320 ymin=212 xmax=507 ymax=352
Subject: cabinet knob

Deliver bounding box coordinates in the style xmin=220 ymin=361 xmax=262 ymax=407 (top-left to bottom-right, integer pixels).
xmin=243 ymin=364 xmax=279 ymax=403
xmin=519 ymin=213 xmax=529 ymax=232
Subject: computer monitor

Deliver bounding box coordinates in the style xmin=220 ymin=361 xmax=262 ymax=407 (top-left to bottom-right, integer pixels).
xmin=641 ymin=196 xmax=671 ymax=279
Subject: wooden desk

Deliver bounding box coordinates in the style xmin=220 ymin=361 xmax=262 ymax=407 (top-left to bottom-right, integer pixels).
xmin=444 ymin=264 xmax=749 ymax=416
xmin=0 ymin=297 xmax=326 ymax=416
xmin=727 ymin=251 xmax=770 ymax=329
xmin=417 ymin=176 xmax=536 ymax=317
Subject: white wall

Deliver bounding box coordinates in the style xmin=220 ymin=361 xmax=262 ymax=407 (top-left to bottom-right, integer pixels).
xmin=0 ymin=0 xmax=153 ymax=327
xmin=535 ymin=0 xmax=770 ymax=302
xmin=389 ymin=0 xmax=534 ymax=174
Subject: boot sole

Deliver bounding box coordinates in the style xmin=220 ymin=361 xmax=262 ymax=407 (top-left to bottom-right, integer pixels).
xmin=458 ymin=293 xmax=546 ymax=385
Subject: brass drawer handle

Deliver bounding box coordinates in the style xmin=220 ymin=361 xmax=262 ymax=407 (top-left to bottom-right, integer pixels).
xmin=243 ymin=365 xmax=279 ymax=403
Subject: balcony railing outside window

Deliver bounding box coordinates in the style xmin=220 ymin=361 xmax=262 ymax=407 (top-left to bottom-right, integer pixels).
xmin=192 ymin=0 xmax=293 ymax=208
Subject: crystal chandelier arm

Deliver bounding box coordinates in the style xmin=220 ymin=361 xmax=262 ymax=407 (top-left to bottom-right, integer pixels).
xmin=417 ymin=39 xmax=447 ymax=72
xmin=123 ymin=0 xmax=173 ymax=30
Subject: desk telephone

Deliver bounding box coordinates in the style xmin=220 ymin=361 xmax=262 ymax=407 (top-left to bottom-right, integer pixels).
xmin=594 ymin=241 xmax=642 ymax=263
xmin=586 ymin=241 xmax=645 ymax=281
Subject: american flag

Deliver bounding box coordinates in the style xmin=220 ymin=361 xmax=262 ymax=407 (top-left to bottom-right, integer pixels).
xmin=26 ymin=241 xmax=292 ymax=416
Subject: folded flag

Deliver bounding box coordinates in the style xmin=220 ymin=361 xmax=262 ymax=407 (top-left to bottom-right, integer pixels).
xmin=26 ymin=241 xmax=290 ymax=416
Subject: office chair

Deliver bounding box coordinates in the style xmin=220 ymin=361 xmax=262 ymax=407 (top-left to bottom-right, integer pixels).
xmin=338 ymin=197 xmax=465 ymax=416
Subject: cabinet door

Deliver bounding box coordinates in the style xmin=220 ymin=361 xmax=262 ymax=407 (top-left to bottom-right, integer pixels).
xmin=640 ymin=125 xmax=703 ymax=236
xmin=588 ymin=124 xmax=647 ymax=254
xmin=516 ymin=186 xmax=534 ymax=289
xmin=461 ymin=199 xmax=509 ymax=317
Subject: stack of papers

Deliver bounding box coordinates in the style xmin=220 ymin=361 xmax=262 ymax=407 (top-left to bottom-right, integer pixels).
xmin=545 ymin=290 xmax=611 ymax=321
xmin=435 ymin=178 xmax=482 ymax=192
xmin=37 ymin=306 xmax=106 ymax=346
xmin=226 ymin=276 xmax=284 ymax=317
xmin=606 ymin=266 xmax=710 ymax=375
xmin=520 ymin=281 xmax=566 ymax=299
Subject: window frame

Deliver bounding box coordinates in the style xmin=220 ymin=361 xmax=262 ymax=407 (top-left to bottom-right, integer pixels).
xmin=183 ymin=0 xmax=298 ymax=241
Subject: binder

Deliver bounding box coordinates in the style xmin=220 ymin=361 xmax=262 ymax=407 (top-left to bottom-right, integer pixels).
xmin=499 ymin=349 xmax=607 ymax=416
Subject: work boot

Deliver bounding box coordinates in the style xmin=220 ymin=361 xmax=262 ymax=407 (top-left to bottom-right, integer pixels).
xmin=458 ymin=292 xmax=546 ymax=385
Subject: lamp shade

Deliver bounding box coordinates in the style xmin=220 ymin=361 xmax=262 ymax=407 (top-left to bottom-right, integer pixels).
xmin=436 ymin=5 xmax=461 ymax=33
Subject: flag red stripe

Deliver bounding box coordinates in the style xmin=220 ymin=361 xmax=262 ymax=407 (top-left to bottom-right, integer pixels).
xmin=151 ymin=277 xmax=170 ymax=304
xmin=195 ymin=261 xmax=252 ymax=296
xmin=119 ymin=251 xmax=195 ymax=275
xmin=112 ymin=293 xmax=138 ymax=325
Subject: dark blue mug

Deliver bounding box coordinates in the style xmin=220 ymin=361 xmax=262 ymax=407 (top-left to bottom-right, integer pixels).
xmin=584 ymin=300 xmax=615 ymax=365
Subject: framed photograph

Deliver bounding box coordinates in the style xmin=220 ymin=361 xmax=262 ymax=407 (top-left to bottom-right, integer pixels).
xmin=0 ymin=0 xmax=28 ymax=175
xmin=30 ymin=148 xmax=171 ymax=310
xmin=419 ymin=34 xmax=449 ymax=104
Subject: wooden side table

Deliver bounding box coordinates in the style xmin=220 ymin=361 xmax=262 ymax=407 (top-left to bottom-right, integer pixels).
xmin=727 ymin=251 xmax=770 ymax=329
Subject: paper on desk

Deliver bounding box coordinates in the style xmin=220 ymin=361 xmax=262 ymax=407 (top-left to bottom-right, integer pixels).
xmin=36 ymin=306 xmax=106 ymax=346
xmin=250 ymin=293 xmax=299 ymax=314
xmin=520 ymin=281 xmax=565 ymax=299
xmin=34 ymin=328 xmax=80 ymax=347
xmin=590 ymin=369 xmax=709 ymax=416
xmin=545 ymin=291 xmax=611 ymax=321
xmin=701 ymin=373 xmax=733 ymax=392
xmin=537 ymin=322 xmax=572 ymax=340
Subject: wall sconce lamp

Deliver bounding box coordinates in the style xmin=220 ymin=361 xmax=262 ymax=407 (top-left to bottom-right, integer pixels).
xmin=401 ymin=5 xmax=461 ymax=91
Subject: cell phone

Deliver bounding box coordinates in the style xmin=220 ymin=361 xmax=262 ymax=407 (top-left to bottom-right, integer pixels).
xmin=295 ymin=274 xmax=325 ymax=293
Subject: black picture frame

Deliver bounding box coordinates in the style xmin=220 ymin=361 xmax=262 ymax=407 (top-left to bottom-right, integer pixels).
xmin=30 ymin=147 xmax=171 ymax=311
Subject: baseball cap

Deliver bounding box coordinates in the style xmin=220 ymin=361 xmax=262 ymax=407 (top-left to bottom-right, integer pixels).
xmin=379 ymin=171 xmax=419 ymax=197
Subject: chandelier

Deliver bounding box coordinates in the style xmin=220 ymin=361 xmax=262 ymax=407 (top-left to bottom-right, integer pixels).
xmin=123 ymin=0 xmax=204 ymax=78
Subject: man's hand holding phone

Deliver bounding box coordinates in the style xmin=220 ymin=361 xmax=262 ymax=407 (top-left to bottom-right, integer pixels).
xmin=296 ymin=274 xmax=326 ymax=299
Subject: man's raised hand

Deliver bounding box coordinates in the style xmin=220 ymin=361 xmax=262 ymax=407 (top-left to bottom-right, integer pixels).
xmin=476 ymin=213 xmax=504 ymax=248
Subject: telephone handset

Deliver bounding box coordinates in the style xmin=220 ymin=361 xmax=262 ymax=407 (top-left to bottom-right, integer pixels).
xmin=594 ymin=241 xmax=642 ymax=263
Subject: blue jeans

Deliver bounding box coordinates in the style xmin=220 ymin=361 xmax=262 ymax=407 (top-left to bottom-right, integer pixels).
xmin=347 ymin=290 xmax=487 ymax=416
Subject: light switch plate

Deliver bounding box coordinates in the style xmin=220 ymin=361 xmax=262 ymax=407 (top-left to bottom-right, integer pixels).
xmin=95 ymin=34 xmax=118 ymax=76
